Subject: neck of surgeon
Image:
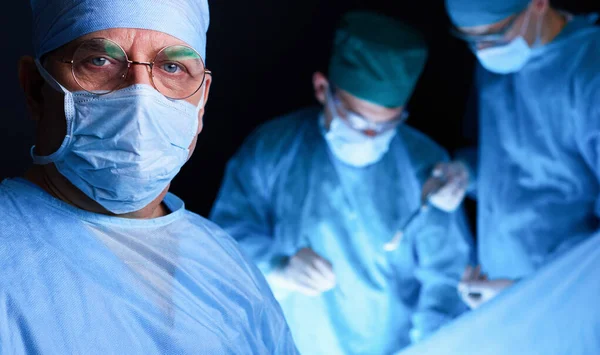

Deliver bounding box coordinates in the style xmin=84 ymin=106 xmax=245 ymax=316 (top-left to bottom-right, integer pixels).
xmin=539 ymin=8 xmax=568 ymax=46
xmin=25 ymin=165 xmax=170 ymax=219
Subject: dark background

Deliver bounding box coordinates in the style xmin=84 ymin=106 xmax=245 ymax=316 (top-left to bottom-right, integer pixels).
xmin=1 ymin=0 xmax=598 ymax=220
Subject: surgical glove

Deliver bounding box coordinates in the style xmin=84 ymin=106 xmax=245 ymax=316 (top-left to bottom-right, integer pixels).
xmin=268 ymin=248 xmax=336 ymax=297
xmin=457 ymin=265 xmax=514 ymax=309
xmin=425 ymin=161 xmax=469 ymax=212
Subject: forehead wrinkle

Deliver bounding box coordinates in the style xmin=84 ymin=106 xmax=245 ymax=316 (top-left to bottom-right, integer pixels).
xmin=129 ymin=30 xmax=189 ymax=60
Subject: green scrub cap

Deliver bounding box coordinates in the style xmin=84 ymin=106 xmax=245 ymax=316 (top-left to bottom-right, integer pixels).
xmin=328 ymin=11 xmax=428 ymax=108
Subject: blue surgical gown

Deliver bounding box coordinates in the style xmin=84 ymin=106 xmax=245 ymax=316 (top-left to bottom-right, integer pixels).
xmin=210 ymin=108 xmax=473 ymax=355
xmin=464 ymin=15 xmax=600 ymax=279
xmin=399 ymin=232 xmax=600 ymax=355
xmin=0 ymin=178 xmax=298 ymax=354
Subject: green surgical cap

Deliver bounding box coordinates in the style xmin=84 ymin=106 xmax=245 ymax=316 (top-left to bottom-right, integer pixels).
xmin=328 ymin=11 xmax=428 ymax=108
xmin=445 ymin=0 xmax=530 ymax=27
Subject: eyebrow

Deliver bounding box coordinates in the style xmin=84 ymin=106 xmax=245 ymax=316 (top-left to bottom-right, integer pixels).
xmin=162 ymin=46 xmax=200 ymax=60
xmin=60 ymin=38 xmax=193 ymax=60
xmin=103 ymin=42 xmax=126 ymax=59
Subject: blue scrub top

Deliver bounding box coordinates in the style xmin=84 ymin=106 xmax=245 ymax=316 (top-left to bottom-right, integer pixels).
xmin=470 ymin=15 xmax=600 ymax=279
xmin=211 ymin=108 xmax=473 ymax=355
xmin=0 ymin=178 xmax=298 ymax=354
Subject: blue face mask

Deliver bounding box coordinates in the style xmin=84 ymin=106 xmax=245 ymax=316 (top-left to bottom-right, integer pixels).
xmin=476 ymin=36 xmax=532 ymax=74
xmin=322 ymin=91 xmax=397 ymax=168
xmin=32 ymin=60 xmax=202 ymax=214
xmin=475 ymin=9 xmax=542 ymax=74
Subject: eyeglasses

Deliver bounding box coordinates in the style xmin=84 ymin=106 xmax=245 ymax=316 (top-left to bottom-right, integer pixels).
xmin=59 ymin=38 xmax=211 ymax=100
xmin=450 ymin=12 xmax=522 ymax=48
xmin=329 ymin=87 xmax=408 ymax=136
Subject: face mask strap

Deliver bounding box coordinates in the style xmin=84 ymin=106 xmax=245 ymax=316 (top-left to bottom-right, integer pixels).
xmin=323 ymin=85 xmax=340 ymax=129
xmin=194 ymin=86 xmax=206 ymax=115
xmin=30 ymin=139 xmax=72 ymax=165
xmin=519 ymin=7 xmax=533 ymax=37
xmin=34 ymin=59 xmax=70 ymax=95
xmin=517 ymin=4 xmax=546 ymax=48
xmin=533 ymin=8 xmax=546 ymax=47
xmin=29 ymin=59 xmax=75 ymax=165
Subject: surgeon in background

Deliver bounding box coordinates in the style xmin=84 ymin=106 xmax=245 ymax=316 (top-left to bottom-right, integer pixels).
xmin=427 ymin=0 xmax=600 ymax=309
xmin=0 ymin=0 xmax=298 ymax=353
xmin=211 ymin=11 xmax=472 ymax=355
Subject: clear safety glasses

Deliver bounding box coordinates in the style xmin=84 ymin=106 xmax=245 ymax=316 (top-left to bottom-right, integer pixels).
xmin=450 ymin=10 xmax=524 ymax=48
xmin=329 ymin=87 xmax=408 ymax=137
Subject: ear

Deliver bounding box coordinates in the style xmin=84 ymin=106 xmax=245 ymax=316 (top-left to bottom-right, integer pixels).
xmin=19 ymin=56 xmax=46 ymax=121
xmin=196 ymin=74 xmax=212 ymax=135
xmin=312 ymin=72 xmax=329 ymax=105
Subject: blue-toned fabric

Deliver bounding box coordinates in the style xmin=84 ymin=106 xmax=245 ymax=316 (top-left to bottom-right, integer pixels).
xmin=0 ymin=178 xmax=298 ymax=355
xmin=475 ymin=36 xmax=533 ymax=74
xmin=445 ymin=0 xmax=529 ymax=27
xmin=323 ymin=92 xmax=397 ymax=167
xmin=462 ymin=16 xmax=600 ymax=279
xmin=30 ymin=81 xmax=200 ymax=215
xmin=399 ymin=233 xmax=600 ymax=355
xmin=30 ymin=0 xmax=209 ymax=59
xmin=210 ymin=108 xmax=473 ymax=355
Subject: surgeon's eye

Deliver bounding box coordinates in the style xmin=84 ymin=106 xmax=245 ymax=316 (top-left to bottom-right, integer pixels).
xmin=161 ymin=63 xmax=183 ymax=74
xmin=89 ymin=57 xmax=110 ymax=67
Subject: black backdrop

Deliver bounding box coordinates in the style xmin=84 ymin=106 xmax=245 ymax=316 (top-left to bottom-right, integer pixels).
xmin=1 ymin=0 xmax=598 ymax=218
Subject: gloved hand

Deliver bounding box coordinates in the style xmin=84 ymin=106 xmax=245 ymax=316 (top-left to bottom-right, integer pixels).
xmin=424 ymin=161 xmax=469 ymax=212
xmin=457 ymin=265 xmax=514 ymax=309
xmin=268 ymin=248 xmax=336 ymax=297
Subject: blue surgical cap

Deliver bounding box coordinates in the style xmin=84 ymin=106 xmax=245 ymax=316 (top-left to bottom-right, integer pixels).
xmin=30 ymin=0 xmax=209 ymax=60
xmin=445 ymin=0 xmax=530 ymax=27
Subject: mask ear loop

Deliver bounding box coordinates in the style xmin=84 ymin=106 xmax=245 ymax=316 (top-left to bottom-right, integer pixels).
xmin=519 ymin=4 xmax=545 ymax=48
xmin=179 ymin=83 xmax=208 ymax=166
xmin=30 ymin=59 xmax=75 ymax=165
xmin=533 ymin=7 xmax=545 ymax=47
xmin=189 ymin=84 xmax=207 ymax=142
xmin=518 ymin=7 xmax=533 ymax=41
xmin=194 ymin=81 xmax=208 ymax=115
xmin=324 ymin=85 xmax=340 ymax=131
xmin=34 ymin=59 xmax=69 ymax=94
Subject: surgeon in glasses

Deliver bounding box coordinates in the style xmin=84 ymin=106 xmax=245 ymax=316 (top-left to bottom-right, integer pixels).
xmin=211 ymin=11 xmax=473 ymax=355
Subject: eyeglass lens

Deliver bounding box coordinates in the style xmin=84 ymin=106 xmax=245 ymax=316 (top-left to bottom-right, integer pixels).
xmin=71 ymin=38 xmax=207 ymax=99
